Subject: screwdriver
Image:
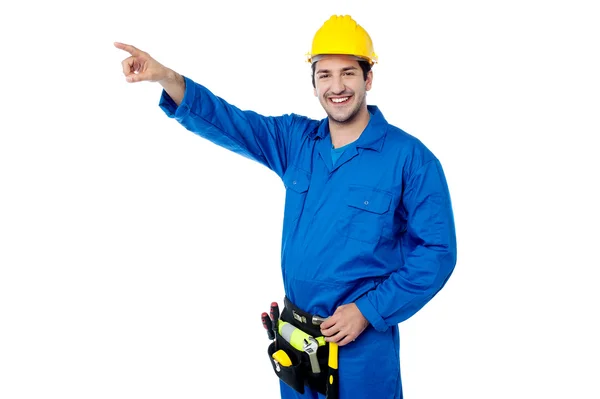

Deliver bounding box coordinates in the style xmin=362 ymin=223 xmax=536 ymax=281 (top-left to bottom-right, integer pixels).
xmin=270 ymin=302 xmax=280 ymax=337
xmin=262 ymin=312 xmax=275 ymax=340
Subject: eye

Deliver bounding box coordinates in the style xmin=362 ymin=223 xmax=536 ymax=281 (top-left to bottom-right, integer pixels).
xmin=317 ymin=74 xmax=330 ymax=79
xmin=343 ymin=71 xmax=356 ymax=76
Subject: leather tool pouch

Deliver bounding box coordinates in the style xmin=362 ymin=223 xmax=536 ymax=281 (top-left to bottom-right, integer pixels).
xmin=267 ymin=305 xmax=329 ymax=395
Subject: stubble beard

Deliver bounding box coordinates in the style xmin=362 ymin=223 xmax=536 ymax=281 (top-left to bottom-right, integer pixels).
xmin=323 ymin=92 xmax=366 ymax=125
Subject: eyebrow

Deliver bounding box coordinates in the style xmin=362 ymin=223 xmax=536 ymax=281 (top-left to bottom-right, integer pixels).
xmin=315 ymin=66 xmax=359 ymax=74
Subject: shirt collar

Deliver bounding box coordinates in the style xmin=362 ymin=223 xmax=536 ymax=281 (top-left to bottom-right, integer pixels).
xmin=311 ymin=105 xmax=388 ymax=152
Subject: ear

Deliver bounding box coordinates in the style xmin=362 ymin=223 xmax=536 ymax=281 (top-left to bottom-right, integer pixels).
xmin=313 ymin=87 xmax=318 ymax=97
xmin=365 ymin=70 xmax=373 ymax=92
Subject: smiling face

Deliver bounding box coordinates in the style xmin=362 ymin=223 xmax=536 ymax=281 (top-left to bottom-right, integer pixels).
xmin=313 ymin=54 xmax=373 ymax=125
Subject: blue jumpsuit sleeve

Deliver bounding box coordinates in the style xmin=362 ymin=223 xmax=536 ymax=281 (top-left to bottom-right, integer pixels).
xmin=159 ymin=76 xmax=302 ymax=178
xmin=355 ymin=159 xmax=457 ymax=332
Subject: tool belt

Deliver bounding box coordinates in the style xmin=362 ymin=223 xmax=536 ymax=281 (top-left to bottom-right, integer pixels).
xmin=266 ymin=297 xmax=338 ymax=398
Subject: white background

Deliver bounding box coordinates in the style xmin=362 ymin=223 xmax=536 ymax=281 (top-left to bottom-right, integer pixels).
xmin=1 ymin=1 xmax=599 ymax=398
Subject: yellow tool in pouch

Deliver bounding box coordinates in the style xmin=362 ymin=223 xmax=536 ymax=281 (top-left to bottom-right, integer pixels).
xmin=278 ymin=320 xmax=326 ymax=374
xmin=272 ymin=349 xmax=292 ymax=367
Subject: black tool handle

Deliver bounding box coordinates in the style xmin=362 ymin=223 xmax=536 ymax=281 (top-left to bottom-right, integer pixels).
xmin=261 ymin=312 xmax=275 ymax=340
xmin=270 ymin=302 xmax=280 ymax=334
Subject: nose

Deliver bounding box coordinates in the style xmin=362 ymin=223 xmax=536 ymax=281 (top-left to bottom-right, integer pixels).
xmin=330 ymin=75 xmax=345 ymax=95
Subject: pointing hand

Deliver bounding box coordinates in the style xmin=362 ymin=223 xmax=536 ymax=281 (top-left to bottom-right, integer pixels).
xmin=114 ymin=42 xmax=170 ymax=83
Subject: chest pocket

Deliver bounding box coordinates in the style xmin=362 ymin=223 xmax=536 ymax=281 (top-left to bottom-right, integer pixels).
xmin=282 ymin=166 xmax=311 ymax=226
xmin=339 ymin=185 xmax=393 ymax=244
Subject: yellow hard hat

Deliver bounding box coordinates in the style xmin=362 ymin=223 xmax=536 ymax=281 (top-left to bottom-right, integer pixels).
xmin=306 ymin=15 xmax=378 ymax=65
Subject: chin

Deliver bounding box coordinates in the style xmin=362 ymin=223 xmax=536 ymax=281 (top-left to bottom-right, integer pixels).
xmin=330 ymin=109 xmax=358 ymax=124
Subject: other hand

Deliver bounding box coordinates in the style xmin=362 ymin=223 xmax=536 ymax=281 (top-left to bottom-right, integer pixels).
xmin=320 ymin=303 xmax=369 ymax=346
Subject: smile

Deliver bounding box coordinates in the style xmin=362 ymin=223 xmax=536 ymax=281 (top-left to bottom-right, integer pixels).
xmin=329 ymin=96 xmax=350 ymax=104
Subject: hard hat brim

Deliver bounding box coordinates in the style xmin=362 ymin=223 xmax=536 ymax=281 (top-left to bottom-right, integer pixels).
xmin=307 ymin=53 xmax=376 ymax=65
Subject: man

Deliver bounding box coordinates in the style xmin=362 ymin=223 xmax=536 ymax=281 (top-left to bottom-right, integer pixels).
xmin=115 ymin=14 xmax=456 ymax=399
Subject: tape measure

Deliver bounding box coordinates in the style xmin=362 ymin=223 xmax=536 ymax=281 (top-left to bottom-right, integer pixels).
xmin=272 ymin=349 xmax=292 ymax=367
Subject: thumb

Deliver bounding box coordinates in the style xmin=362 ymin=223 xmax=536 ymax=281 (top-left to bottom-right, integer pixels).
xmin=125 ymin=71 xmax=150 ymax=83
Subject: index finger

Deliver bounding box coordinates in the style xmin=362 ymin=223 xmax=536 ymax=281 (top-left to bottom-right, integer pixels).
xmin=319 ymin=316 xmax=335 ymax=330
xmin=114 ymin=42 xmax=139 ymax=55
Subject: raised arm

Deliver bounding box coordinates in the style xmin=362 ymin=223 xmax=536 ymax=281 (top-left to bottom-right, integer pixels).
xmin=115 ymin=42 xmax=316 ymax=178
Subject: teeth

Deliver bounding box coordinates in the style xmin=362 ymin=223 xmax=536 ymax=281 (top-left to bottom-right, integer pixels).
xmin=331 ymin=97 xmax=349 ymax=103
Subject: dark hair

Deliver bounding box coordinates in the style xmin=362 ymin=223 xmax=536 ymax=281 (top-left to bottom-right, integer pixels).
xmin=311 ymin=60 xmax=372 ymax=88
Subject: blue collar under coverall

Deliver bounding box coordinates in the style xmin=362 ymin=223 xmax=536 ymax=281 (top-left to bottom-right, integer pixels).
xmin=159 ymin=76 xmax=457 ymax=399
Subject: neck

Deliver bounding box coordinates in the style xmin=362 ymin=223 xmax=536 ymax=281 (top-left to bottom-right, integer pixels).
xmin=329 ymin=106 xmax=370 ymax=148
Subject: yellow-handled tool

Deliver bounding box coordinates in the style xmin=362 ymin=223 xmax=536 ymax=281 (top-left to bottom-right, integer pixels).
xmin=326 ymin=342 xmax=339 ymax=399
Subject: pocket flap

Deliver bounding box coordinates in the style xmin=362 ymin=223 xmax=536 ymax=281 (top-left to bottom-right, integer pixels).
xmin=346 ymin=186 xmax=392 ymax=214
xmin=283 ymin=167 xmax=310 ymax=194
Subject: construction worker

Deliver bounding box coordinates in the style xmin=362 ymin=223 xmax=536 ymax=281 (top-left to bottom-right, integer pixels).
xmin=115 ymin=14 xmax=457 ymax=399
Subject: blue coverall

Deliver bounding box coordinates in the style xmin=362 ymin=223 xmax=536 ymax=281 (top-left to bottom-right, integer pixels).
xmin=159 ymin=77 xmax=457 ymax=399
